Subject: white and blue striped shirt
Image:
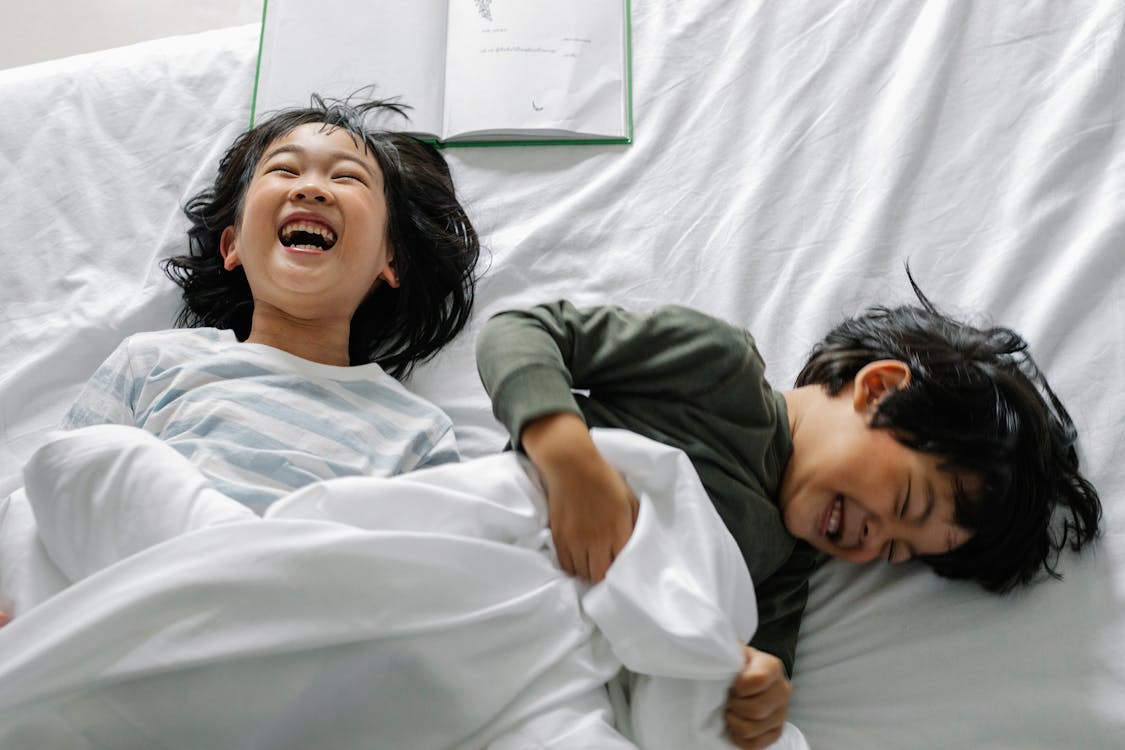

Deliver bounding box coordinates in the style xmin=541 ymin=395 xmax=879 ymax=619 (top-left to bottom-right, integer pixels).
xmin=62 ymin=328 xmax=460 ymax=513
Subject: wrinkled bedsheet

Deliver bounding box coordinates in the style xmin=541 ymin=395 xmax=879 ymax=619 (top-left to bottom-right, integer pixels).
xmin=3 ymin=1 xmax=1124 ymax=746
xmin=0 ymin=426 xmax=807 ymax=750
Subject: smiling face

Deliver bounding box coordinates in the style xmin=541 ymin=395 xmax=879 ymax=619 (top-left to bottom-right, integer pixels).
xmin=779 ymin=361 xmax=974 ymax=564
xmin=219 ymin=122 xmax=398 ymax=326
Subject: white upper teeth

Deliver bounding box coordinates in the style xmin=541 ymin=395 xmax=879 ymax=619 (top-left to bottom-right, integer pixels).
xmin=281 ymin=221 xmax=336 ymax=245
xmin=827 ymin=497 xmax=842 ymax=535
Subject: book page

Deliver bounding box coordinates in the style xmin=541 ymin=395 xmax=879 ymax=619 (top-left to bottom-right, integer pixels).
xmin=443 ymin=0 xmax=627 ymax=139
xmin=254 ymin=0 xmax=448 ymax=138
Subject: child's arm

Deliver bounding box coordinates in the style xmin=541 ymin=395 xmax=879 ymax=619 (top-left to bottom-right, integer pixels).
xmin=477 ymin=300 xmax=756 ymax=448
xmin=477 ymin=301 xmax=745 ymax=581
xmin=519 ymin=411 xmax=638 ymax=582
xmin=24 ymin=425 xmax=254 ymax=583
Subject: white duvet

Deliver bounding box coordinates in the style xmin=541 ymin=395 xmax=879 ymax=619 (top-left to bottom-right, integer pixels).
xmin=0 ymin=425 xmax=807 ymax=750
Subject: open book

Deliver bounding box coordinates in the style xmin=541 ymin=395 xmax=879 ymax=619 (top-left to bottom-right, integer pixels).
xmin=252 ymin=0 xmax=632 ymax=146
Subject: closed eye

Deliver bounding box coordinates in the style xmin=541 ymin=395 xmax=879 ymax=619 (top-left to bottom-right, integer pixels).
xmin=887 ymin=477 xmax=911 ymax=563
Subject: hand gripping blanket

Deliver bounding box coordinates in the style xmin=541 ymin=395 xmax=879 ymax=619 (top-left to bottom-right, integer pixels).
xmin=0 ymin=426 xmax=809 ymax=750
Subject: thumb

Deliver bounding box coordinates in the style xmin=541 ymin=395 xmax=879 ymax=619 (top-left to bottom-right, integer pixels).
xmin=733 ymin=646 xmax=781 ymax=696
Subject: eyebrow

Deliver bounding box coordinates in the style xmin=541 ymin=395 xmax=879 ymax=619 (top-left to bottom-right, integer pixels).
xmin=920 ymin=479 xmax=936 ymax=523
xmin=903 ymin=480 xmax=944 ymax=561
xmin=261 ymin=144 xmax=379 ymax=179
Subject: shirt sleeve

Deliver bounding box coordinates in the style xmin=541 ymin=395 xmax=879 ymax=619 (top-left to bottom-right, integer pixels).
xmin=59 ymin=338 xmax=139 ymax=429
xmin=416 ymin=423 xmax=461 ymax=469
xmin=749 ymin=543 xmax=822 ymax=676
xmin=475 ymin=300 xmax=754 ymax=449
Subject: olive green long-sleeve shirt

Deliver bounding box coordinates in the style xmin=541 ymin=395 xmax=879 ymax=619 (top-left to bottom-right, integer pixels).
xmin=475 ymin=301 xmax=822 ymax=674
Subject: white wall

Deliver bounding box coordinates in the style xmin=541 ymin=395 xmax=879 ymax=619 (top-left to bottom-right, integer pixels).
xmin=4 ymin=0 xmax=261 ymax=70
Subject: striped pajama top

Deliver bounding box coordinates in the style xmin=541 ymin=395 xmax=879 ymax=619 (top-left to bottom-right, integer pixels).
xmin=61 ymin=327 xmax=460 ymax=513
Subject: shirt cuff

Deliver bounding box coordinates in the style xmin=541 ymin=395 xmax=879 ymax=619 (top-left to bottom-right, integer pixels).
xmin=490 ymin=364 xmax=586 ymax=450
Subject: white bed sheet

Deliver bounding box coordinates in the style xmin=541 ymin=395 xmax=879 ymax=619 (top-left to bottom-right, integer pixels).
xmin=1 ymin=2 xmax=1123 ymax=748
xmin=2 ymin=426 xmax=788 ymax=750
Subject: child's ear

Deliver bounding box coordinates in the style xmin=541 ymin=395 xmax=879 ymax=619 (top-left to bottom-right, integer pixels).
xmin=378 ymin=252 xmax=400 ymax=289
xmin=852 ymin=360 xmax=911 ymax=414
xmin=219 ymin=226 xmax=242 ymax=271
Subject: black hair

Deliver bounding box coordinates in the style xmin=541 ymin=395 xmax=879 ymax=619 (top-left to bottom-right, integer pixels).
xmin=794 ymin=269 xmax=1102 ymax=593
xmin=163 ymin=94 xmax=480 ymax=379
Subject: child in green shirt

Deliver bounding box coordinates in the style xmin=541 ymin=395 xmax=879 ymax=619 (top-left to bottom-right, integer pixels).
xmin=475 ymin=275 xmax=1101 ymax=750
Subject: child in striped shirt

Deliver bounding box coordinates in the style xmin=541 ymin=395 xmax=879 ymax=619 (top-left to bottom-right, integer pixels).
xmin=58 ymin=95 xmax=481 ymax=513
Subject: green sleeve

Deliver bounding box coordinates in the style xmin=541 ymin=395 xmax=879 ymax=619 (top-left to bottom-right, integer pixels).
xmin=750 ymin=545 xmax=821 ymax=676
xmin=475 ymin=300 xmax=753 ymax=448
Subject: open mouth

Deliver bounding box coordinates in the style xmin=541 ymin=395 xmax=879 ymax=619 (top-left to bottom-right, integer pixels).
xmin=824 ymin=495 xmax=844 ymax=542
xmin=278 ymin=220 xmax=337 ymax=251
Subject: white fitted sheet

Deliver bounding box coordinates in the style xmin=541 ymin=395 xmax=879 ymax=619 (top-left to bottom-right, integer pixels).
xmin=1 ymin=2 xmax=1123 ymax=747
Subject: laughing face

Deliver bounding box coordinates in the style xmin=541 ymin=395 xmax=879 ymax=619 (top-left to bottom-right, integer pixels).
xmin=779 ymin=361 xmax=973 ymax=564
xmin=219 ymin=122 xmax=398 ymax=326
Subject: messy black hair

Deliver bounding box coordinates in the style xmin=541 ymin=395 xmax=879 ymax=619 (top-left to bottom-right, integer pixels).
xmin=163 ymin=94 xmax=480 ymax=379
xmin=795 ymin=269 xmax=1101 ymax=593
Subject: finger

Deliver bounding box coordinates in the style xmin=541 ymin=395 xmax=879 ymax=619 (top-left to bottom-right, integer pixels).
xmin=588 ymin=544 xmax=612 ymax=583
xmin=725 ymin=701 xmax=788 ymax=744
xmin=725 ymin=697 xmax=788 ymax=731
xmin=554 ymin=530 xmax=576 ymax=577
xmin=728 ymin=670 xmax=792 ymax=718
xmin=730 ymin=670 xmax=776 ymax=698
xmin=730 ymin=653 xmax=785 ymax=698
xmin=727 ymin=690 xmax=790 ymax=726
xmin=571 ymin=544 xmax=592 ymax=581
xmin=725 ymin=722 xmax=784 ymax=750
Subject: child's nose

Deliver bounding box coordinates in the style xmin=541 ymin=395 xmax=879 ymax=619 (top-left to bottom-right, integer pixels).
xmin=844 ymin=519 xmax=884 ymax=563
xmin=861 ymin=515 xmax=890 ymax=549
xmin=862 ymin=512 xmax=912 ymax=560
xmin=291 ymin=182 xmax=330 ymax=203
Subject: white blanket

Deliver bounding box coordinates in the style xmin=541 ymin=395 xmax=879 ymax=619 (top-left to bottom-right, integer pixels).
xmin=0 ymin=426 xmax=807 ymax=750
